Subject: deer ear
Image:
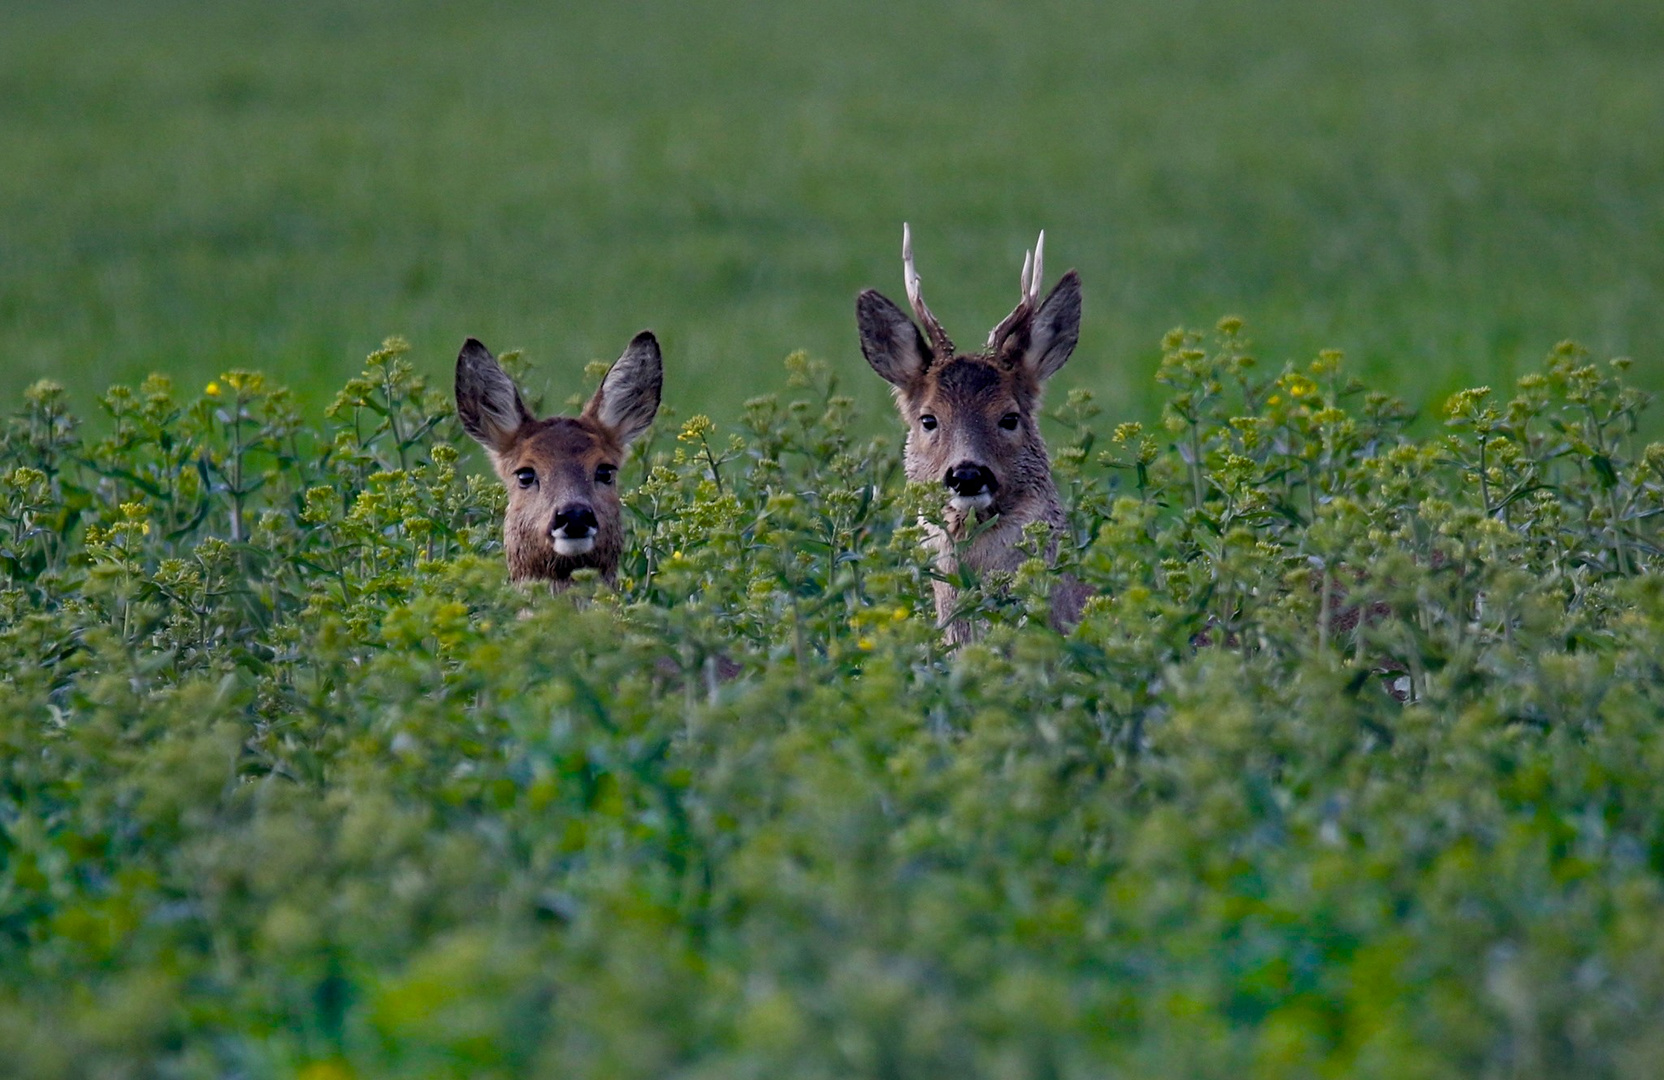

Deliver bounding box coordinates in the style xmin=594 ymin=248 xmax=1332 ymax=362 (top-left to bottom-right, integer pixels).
xmin=584 ymin=331 xmax=662 ymax=447
xmin=456 ymin=338 xmax=534 ymax=455
xmin=1019 ymin=271 xmax=1082 ymax=382
xmin=857 ymin=289 xmax=932 ymax=388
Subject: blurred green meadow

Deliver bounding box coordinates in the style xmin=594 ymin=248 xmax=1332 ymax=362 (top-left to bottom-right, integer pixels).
xmin=2 ymin=0 xmax=1663 ymax=427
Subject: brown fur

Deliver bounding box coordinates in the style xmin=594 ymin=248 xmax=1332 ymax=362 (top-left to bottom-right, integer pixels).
xmin=455 ymin=333 xmax=661 ymax=587
xmin=857 ymin=234 xmax=1087 ymax=641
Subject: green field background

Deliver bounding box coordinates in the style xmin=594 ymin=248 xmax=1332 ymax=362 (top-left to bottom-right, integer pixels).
xmin=3 ymin=0 xmax=1662 ymax=428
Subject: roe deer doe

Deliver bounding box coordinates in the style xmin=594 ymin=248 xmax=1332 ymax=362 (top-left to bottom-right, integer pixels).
xmin=455 ymin=332 xmax=661 ymax=587
xmin=857 ymin=225 xmax=1088 ymax=642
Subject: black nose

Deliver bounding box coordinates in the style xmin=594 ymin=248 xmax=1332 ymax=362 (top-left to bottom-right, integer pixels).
xmin=552 ymin=504 xmax=598 ymax=538
xmin=944 ymin=463 xmax=996 ymax=497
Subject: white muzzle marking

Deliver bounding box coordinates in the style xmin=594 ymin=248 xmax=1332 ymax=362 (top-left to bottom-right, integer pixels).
xmin=948 ymin=493 xmax=995 ymax=515
xmin=552 ymin=536 xmax=596 ymax=557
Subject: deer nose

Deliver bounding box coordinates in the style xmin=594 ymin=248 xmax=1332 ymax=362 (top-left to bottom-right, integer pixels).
xmin=551 ymin=504 xmax=598 ymax=539
xmin=944 ymin=463 xmax=996 ymax=497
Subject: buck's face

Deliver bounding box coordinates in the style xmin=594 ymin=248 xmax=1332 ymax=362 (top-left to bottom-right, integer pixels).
xmin=857 ymin=227 xmax=1081 ymax=529
xmin=455 ymin=333 xmax=661 ymax=585
xmin=894 ymin=356 xmax=1044 ymax=517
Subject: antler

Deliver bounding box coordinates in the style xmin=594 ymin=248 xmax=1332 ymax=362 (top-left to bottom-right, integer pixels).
xmin=903 ymin=223 xmax=955 ymax=357
xmin=988 ymin=229 xmax=1046 ymax=348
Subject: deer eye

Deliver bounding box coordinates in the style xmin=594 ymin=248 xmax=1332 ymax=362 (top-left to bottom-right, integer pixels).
xmin=514 ymin=467 xmax=536 ymax=489
xmin=595 ymin=464 xmax=617 ymax=485
xmin=999 ymin=412 xmax=1021 ymax=431
xmin=919 ymin=414 xmax=939 ymax=431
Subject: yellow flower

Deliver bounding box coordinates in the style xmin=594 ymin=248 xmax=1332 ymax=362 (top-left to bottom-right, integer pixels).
xmin=678 ymin=415 xmax=714 ymax=443
xmin=1266 ymin=394 xmax=1281 ymax=405
xmin=857 ymin=637 xmax=875 ymax=651
xmin=141 ymin=522 xmax=151 ymax=536
xmin=205 ymin=382 xmax=221 ymax=397
xmin=296 ymin=1063 xmax=355 ymax=1080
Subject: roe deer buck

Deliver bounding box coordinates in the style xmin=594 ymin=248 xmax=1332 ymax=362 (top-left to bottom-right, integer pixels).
xmin=857 ymin=225 xmax=1088 ymax=642
xmin=455 ymin=332 xmax=662 ymax=586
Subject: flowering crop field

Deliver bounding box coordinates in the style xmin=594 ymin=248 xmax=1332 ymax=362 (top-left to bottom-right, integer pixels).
xmin=5 ymin=327 xmax=1664 ymax=1077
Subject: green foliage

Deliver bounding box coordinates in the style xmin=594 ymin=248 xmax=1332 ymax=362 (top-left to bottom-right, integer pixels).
xmin=5 ymin=328 xmax=1664 ymax=1078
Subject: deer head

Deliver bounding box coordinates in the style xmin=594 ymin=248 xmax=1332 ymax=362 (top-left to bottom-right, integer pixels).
xmin=856 ymin=225 xmax=1081 ymax=537
xmin=455 ymin=332 xmax=662 ymax=586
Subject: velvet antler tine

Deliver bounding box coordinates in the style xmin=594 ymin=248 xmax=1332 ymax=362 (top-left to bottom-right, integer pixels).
xmin=1029 ymin=230 xmax=1045 ymax=308
xmin=902 ymin=223 xmax=954 ymax=356
xmin=989 ymin=232 xmax=1044 ymax=348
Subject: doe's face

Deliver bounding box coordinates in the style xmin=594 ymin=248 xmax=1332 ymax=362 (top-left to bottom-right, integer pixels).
xmin=455 ymin=332 xmax=661 ymax=584
xmin=500 ymin=417 xmax=623 ymax=564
